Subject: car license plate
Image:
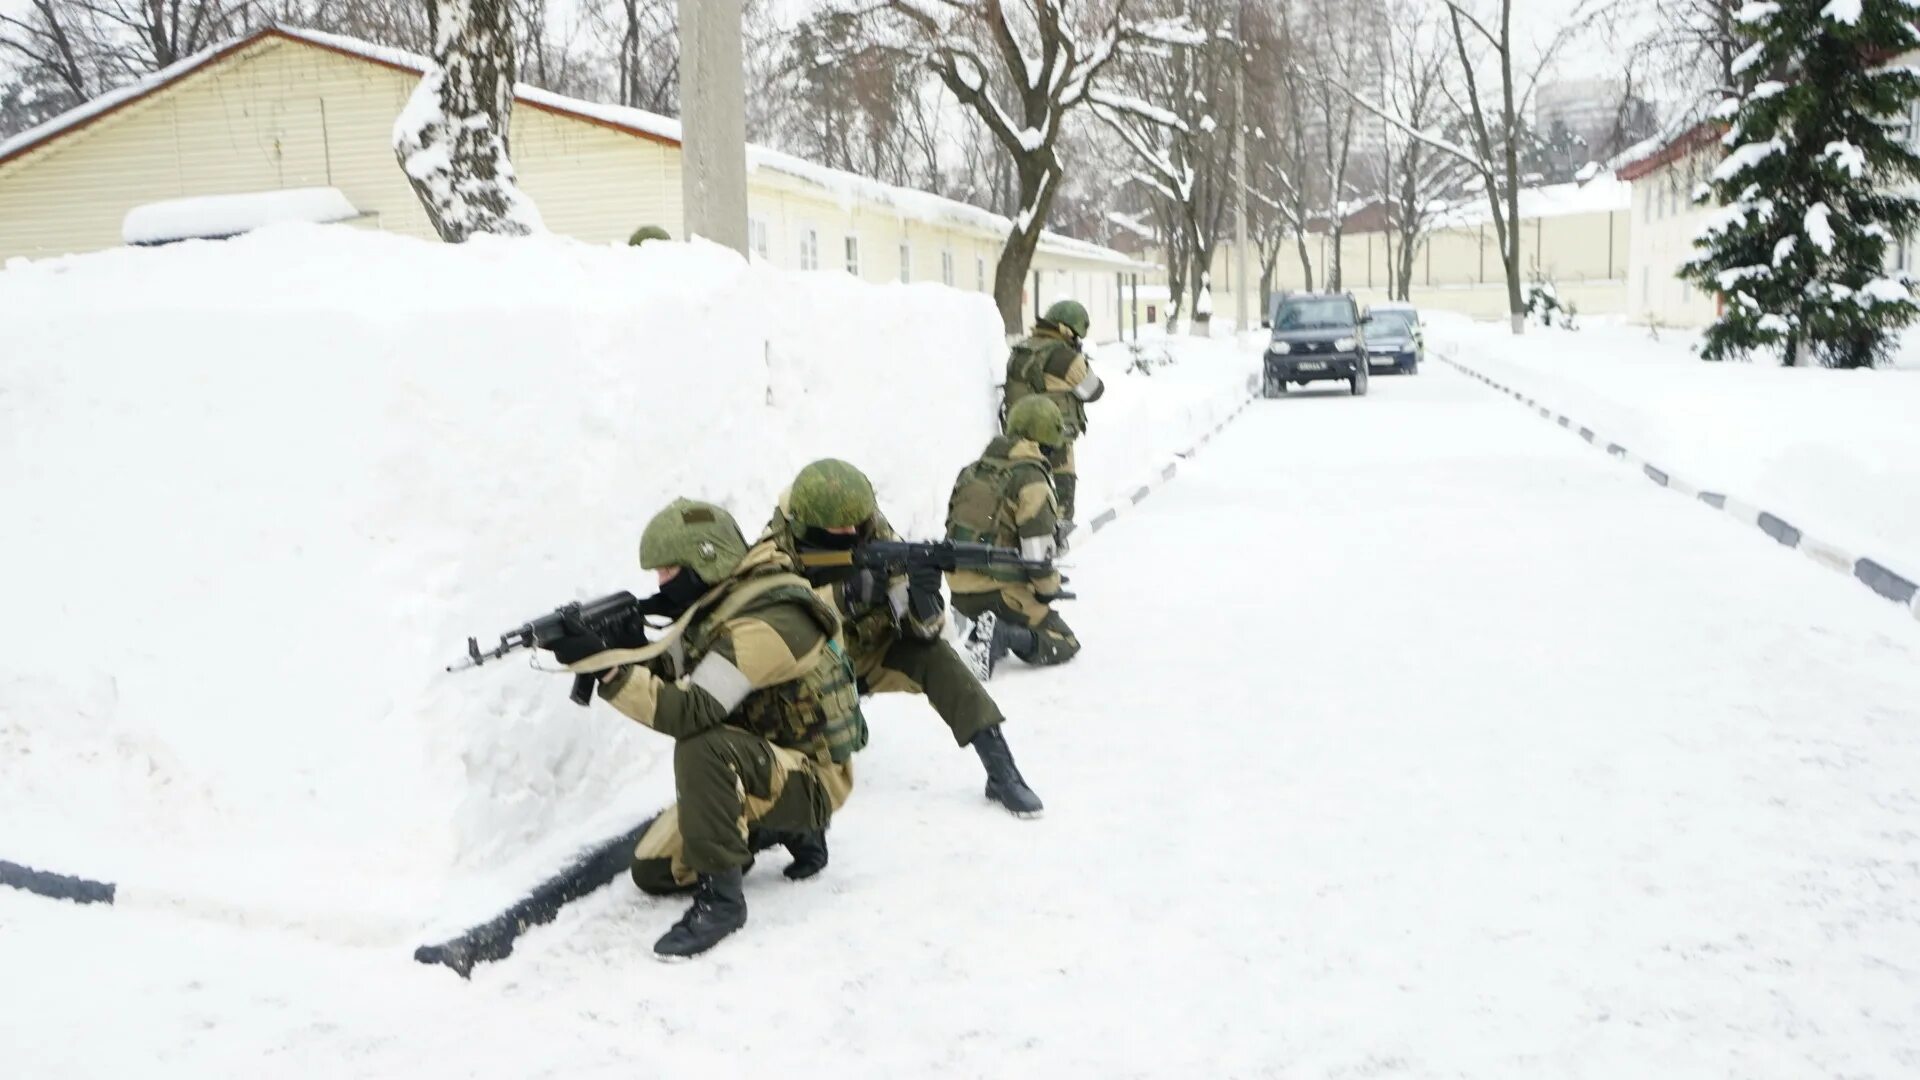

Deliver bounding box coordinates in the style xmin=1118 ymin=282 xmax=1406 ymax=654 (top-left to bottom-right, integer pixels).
xmin=1296 ymin=361 xmax=1326 ymax=371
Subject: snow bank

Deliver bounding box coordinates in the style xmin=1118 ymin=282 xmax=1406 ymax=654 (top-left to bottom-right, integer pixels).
xmin=1425 ymin=315 xmax=1920 ymax=580
xmin=0 ymin=227 xmax=1250 ymax=940
xmin=122 ymin=188 xmax=360 ymax=245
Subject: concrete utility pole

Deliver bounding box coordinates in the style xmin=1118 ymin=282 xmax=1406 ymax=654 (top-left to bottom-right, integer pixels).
xmin=1232 ymin=26 xmax=1250 ymax=335
xmin=678 ymin=0 xmax=748 ymax=255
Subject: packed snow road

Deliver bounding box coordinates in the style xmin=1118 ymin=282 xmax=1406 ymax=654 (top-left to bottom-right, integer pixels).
xmin=7 ymin=363 xmax=1920 ymax=1078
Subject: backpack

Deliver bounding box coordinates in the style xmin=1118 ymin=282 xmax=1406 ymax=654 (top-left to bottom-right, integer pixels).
xmin=946 ymin=454 xmax=1019 ymax=547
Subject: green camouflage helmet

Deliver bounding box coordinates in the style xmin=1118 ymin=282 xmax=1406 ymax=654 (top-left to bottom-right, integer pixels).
xmin=628 ymin=224 xmax=672 ymax=245
xmin=639 ymin=498 xmax=748 ymax=579
xmin=1006 ymin=395 xmax=1066 ymax=446
xmin=787 ymin=458 xmax=877 ymax=530
xmin=1042 ymin=299 xmax=1090 ymax=339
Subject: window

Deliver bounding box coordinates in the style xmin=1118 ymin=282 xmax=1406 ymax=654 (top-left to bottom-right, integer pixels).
xmin=799 ymin=228 xmax=819 ymax=271
xmin=941 ymin=249 xmax=955 ymax=286
xmin=899 ymin=241 xmax=911 ymax=283
xmin=844 ymin=235 xmax=860 ymax=276
xmin=977 ymin=255 xmax=987 ymax=291
xmin=749 ymin=218 xmax=769 ymax=260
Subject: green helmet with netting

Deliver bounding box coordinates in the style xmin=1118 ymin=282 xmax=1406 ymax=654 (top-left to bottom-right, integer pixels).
xmin=1042 ymin=299 xmax=1090 ymax=339
xmin=787 ymin=458 xmax=877 ymax=530
xmin=1006 ymin=395 xmax=1066 ymax=446
xmin=639 ymin=498 xmax=747 ymax=579
xmin=628 ymin=224 xmax=672 ymax=245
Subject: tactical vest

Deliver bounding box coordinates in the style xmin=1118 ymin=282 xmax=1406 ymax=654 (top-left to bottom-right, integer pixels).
xmin=947 ymin=438 xmax=1050 ymax=583
xmin=682 ymin=568 xmax=868 ymax=765
xmin=1004 ymin=338 xmax=1049 ymax=409
xmin=1004 ymin=334 xmax=1087 ymax=435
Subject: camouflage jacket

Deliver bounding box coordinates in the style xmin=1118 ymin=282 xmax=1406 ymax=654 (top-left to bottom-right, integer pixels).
xmin=596 ymin=540 xmax=866 ymax=764
xmin=1003 ymin=326 xmax=1105 ymax=436
xmin=759 ymin=495 xmax=945 ymax=667
xmin=945 ymin=435 xmax=1064 ymax=597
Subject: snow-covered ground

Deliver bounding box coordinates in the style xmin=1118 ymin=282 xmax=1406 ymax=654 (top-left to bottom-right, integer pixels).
xmin=6 ymin=366 xmax=1919 ymax=1077
xmin=1428 ymin=315 xmax=1920 ymax=581
xmin=0 ymin=226 xmax=1254 ymax=944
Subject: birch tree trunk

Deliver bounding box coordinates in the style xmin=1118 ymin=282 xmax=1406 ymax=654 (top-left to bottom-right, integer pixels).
xmin=393 ymin=0 xmax=544 ymax=243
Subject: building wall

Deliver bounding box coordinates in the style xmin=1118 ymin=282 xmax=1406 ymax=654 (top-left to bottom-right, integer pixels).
xmin=0 ymin=33 xmax=1141 ymax=341
xmin=1142 ymin=208 xmax=1631 ymax=328
xmin=1624 ymin=146 xmax=1720 ymax=328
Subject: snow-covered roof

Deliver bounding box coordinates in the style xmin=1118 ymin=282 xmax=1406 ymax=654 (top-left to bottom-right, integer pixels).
xmin=2 ymin=24 xmax=1150 ymax=272
xmin=1428 ymin=175 xmax=1633 ymax=229
xmin=122 ymin=187 xmax=360 ymax=244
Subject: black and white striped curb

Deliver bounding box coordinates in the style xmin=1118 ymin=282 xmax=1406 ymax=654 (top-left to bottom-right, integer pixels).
xmin=1440 ymin=351 xmax=1920 ymax=623
xmin=0 ymin=858 xmax=116 ymax=905
xmin=1083 ymin=376 xmax=1261 ymax=538
xmin=412 ymin=817 xmax=654 ymax=978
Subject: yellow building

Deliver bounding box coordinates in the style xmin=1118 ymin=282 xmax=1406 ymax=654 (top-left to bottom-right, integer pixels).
xmin=1619 ymin=123 xmax=1723 ymax=328
xmin=1142 ymin=179 xmax=1632 ymax=327
xmin=0 ymin=25 xmax=1148 ymax=340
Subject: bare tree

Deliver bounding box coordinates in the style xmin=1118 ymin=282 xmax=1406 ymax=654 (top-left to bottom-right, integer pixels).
xmin=68 ymin=0 xmax=256 ymax=75
xmin=1093 ymin=1 xmax=1240 ymax=334
xmin=1 ymin=0 xmax=100 ymax=100
xmin=269 ymin=0 xmax=434 ymax=52
xmin=846 ymin=0 xmax=1135 ymax=334
xmin=394 ymin=0 xmax=544 ymax=241
xmin=1340 ymin=0 xmax=1598 ymax=333
xmin=1366 ymin=2 xmax=1466 ymax=301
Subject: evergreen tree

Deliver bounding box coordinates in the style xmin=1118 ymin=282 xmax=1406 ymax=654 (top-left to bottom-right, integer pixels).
xmin=1681 ymin=0 xmax=1920 ymax=367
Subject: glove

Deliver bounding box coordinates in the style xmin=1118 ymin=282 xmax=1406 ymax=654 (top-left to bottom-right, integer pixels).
xmin=600 ymin=611 xmax=651 ymax=650
xmin=907 ymin=563 xmax=945 ymax=623
xmin=837 ymin=568 xmax=886 ymax=613
xmin=546 ymin=633 xmax=609 ymax=666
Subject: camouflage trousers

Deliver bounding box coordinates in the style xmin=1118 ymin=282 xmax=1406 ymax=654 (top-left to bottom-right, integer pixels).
xmin=630 ymin=725 xmax=854 ymax=894
xmin=850 ymin=631 xmax=1004 ymax=747
xmin=1047 ymin=439 xmax=1079 ymax=523
xmin=951 ymin=588 xmax=1080 ymax=667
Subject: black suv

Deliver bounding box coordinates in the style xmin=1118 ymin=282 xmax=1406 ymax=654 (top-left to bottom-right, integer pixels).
xmin=1264 ymin=292 xmax=1368 ymax=397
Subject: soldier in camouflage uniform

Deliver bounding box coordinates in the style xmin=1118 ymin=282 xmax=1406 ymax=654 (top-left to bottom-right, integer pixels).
xmin=546 ymin=498 xmax=864 ymax=959
xmin=761 ymin=459 xmax=1044 ymax=817
xmin=948 ymin=397 xmax=1081 ymax=674
xmin=1003 ymin=298 xmax=1105 ymax=526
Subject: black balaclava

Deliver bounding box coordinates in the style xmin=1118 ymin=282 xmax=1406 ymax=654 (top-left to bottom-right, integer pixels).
xmin=653 ymin=568 xmax=711 ymax=618
xmin=797 ymin=525 xmax=862 ymax=586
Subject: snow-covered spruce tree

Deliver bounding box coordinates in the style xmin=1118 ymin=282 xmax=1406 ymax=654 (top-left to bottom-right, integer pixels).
xmin=1680 ymin=0 xmax=1920 ymax=367
xmin=393 ymin=0 xmax=545 ymax=242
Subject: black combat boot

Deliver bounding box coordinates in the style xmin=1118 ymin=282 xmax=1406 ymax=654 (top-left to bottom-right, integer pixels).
xmin=972 ymin=725 xmax=1044 ymax=818
xmin=996 ymin=620 xmax=1040 ymax=664
xmin=653 ymin=867 xmax=748 ymax=960
xmin=781 ymin=831 xmax=830 ymax=880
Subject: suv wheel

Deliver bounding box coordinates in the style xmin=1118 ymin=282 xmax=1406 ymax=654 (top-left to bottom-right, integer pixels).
xmin=1350 ymin=368 xmax=1369 ymax=397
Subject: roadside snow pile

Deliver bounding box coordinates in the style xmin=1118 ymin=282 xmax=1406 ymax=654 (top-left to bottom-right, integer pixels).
xmin=1427 ymin=314 xmax=1920 ymax=577
xmin=0 ymin=226 xmax=1255 ymax=941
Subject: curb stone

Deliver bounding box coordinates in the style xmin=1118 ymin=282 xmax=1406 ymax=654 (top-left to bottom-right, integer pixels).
xmin=1085 ymin=377 xmax=1260 ymax=537
xmin=1440 ymin=351 xmax=1920 ymax=624
xmin=0 ymin=859 xmax=116 ymax=905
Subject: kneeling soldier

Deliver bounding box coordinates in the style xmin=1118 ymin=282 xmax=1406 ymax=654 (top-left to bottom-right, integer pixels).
xmin=947 ymin=397 xmax=1081 ymax=675
xmin=547 ymin=498 xmax=864 ymax=960
xmin=763 ymin=459 xmax=1043 ymax=817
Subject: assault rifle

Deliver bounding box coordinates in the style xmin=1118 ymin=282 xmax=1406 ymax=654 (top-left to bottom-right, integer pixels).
xmin=448 ymin=590 xmax=672 ymax=705
xmin=795 ymin=539 xmax=1054 ymax=577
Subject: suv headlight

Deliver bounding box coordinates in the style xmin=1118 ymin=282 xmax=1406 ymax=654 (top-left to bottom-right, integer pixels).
xmin=1335 ymin=337 xmax=1357 ymax=352
xmin=1268 ymin=341 xmax=1292 ymax=355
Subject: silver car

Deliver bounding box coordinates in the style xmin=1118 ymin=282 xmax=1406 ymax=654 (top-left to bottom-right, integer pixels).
xmin=1362 ymin=304 xmax=1424 ymax=375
